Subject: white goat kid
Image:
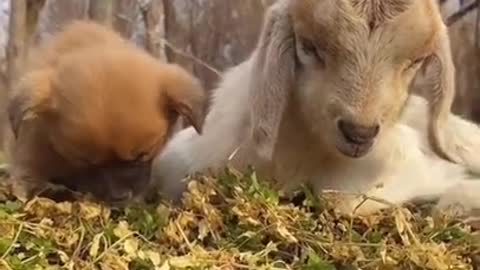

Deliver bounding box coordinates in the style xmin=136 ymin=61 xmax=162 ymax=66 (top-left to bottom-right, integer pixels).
xmin=151 ymin=0 xmax=480 ymax=216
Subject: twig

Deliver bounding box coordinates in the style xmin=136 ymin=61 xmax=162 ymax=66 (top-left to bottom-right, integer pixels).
xmin=162 ymin=39 xmax=221 ymax=76
xmin=174 ymin=220 xmax=195 ymax=251
xmin=321 ymin=189 xmax=398 ymax=209
xmin=72 ymin=225 xmax=86 ymax=262
xmin=0 ymin=259 xmax=12 ymax=270
xmin=446 ymin=1 xmax=478 ymax=26
xmin=92 ymin=231 xmax=135 ymax=264
xmin=1 ymin=222 xmax=24 ymax=259
xmin=228 ymin=146 xmax=241 ymax=161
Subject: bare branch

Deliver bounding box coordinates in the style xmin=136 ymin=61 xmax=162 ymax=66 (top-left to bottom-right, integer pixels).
xmin=446 ymin=1 xmax=478 ymax=26
xmin=162 ymin=38 xmax=221 ymax=77
xmin=88 ymin=0 xmax=114 ymax=26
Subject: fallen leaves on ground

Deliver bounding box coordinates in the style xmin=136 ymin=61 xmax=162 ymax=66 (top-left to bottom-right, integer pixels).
xmin=0 ymin=166 xmax=478 ymax=269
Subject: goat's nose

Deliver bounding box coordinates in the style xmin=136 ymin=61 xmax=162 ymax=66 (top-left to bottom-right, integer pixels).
xmin=338 ymin=120 xmax=380 ymax=144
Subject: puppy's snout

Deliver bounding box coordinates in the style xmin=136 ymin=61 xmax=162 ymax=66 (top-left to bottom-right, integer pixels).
xmin=338 ymin=120 xmax=380 ymax=145
xmin=109 ymin=189 xmax=133 ymax=202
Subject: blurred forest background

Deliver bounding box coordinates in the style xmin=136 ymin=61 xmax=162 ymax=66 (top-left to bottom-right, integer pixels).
xmin=0 ymin=0 xmax=478 ymax=146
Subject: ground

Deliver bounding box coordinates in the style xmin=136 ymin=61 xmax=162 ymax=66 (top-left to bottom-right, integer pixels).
xmin=0 ymin=166 xmax=478 ymax=270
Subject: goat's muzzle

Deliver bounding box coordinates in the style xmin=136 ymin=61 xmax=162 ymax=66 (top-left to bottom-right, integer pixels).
xmin=336 ymin=120 xmax=380 ymax=158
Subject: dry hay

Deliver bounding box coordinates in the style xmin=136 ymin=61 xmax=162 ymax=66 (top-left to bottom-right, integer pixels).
xmin=0 ymin=166 xmax=478 ymax=270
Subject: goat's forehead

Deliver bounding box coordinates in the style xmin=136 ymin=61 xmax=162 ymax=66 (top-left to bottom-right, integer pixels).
xmin=349 ymin=0 xmax=412 ymax=29
xmin=291 ymin=0 xmax=440 ymax=57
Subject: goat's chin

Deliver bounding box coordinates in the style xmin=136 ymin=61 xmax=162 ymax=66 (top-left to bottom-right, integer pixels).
xmin=335 ymin=138 xmax=374 ymax=159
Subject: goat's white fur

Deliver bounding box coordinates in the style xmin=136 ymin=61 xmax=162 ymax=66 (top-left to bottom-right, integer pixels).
xmin=151 ymin=0 xmax=480 ymax=216
xmin=152 ymin=60 xmax=480 ymax=215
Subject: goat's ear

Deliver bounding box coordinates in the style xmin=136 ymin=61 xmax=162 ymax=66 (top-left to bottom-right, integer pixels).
xmin=7 ymin=69 xmax=56 ymax=139
xmin=423 ymin=25 xmax=458 ymax=163
xmin=162 ymin=66 xmax=208 ymax=135
xmin=249 ymin=3 xmax=296 ymax=160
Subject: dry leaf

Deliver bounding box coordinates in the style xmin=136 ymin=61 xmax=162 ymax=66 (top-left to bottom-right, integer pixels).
xmin=89 ymin=233 xmax=103 ymax=258
xmin=146 ymin=250 xmax=161 ymax=266
xmin=79 ymin=201 xmax=103 ymax=220
xmin=114 ymin=221 xmax=133 ymax=239
xmin=123 ymin=238 xmax=139 ymax=256
xmin=276 ymin=223 xmax=298 ymax=243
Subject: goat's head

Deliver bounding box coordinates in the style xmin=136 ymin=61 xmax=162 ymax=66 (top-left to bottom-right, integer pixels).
xmin=250 ymin=0 xmax=455 ymax=160
xmin=250 ymin=0 xmax=454 ymax=159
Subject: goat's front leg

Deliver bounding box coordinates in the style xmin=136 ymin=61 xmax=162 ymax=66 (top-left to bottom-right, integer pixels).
xmin=333 ymin=174 xmax=474 ymax=216
xmin=436 ymin=180 xmax=480 ymax=224
xmin=330 ymin=143 xmax=473 ymax=216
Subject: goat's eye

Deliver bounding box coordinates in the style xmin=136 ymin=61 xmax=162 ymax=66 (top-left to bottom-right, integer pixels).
xmin=406 ymin=57 xmax=426 ymax=70
xmin=298 ymin=38 xmax=325 ymax=66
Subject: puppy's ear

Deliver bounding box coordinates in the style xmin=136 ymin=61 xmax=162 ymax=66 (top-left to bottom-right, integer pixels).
xmin=7 ymin=69 xmax=56 ymax=139
xmin=162 ymin=65 xmax=208 ymax=135
xmin=248 ymin=2 xmax=296 ymax=161
xmin=422 ymin=24 xmax=457 ymax=163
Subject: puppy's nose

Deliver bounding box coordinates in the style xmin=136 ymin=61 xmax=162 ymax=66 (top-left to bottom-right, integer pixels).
xmin=110 ymin=189 xmax=133 ymax=202
xmin=338 ymin=120 xmax=380 ymax=144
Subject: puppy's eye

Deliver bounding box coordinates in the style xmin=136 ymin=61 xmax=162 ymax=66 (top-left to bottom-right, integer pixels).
xmin=132 ymin=152 xmax=149 ymax=163
xmin=298 ymin=38 xmax=326 ymax=67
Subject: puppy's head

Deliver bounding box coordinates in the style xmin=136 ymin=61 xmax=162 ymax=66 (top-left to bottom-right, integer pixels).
xmin=250 ymin=0 xmax=455 ymax=160
xmin=8 ymin=45 xmax=207 ymax=202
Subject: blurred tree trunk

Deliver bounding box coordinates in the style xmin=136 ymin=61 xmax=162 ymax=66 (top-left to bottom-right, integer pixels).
xmin=139 ymin=0 xmax=166 ymax=60
xmin=26 ymin=0 xmax=46 ymax=45
xmin=113 ymin=0 xmax=138 ymax=39
xmin=36 ymin=0 xmax=88 ymax=41
xmin=471 ymin=1 xmax=480 ymax=121
xmin=6 ymin=0 xmax=27 ymax=88
xmin=7 ymin=0 xmax=45 ymax=87
xmin=3 ymin=0 xmax=45 ymax=146
xmin=163 ymin=0 xmax=274 ymax=92
xmin=88 ymin=0 xmax=113 ymax=26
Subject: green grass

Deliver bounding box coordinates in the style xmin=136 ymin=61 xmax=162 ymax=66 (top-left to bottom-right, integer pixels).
xmin=0 ymin=167 xmax=478 ymax=270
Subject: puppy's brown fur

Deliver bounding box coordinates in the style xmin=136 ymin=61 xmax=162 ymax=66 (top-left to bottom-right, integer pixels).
xmin=4 ymin=20 xmax=207 ymax=203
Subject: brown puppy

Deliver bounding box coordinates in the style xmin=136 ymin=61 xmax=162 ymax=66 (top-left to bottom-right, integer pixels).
xmin=4 ymin=20 xmax=207 ymax=204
